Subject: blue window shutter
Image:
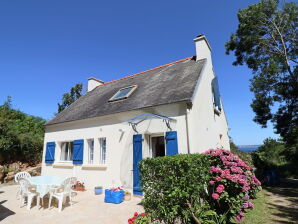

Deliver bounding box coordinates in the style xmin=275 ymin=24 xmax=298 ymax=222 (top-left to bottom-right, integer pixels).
xmin=73 ymin=139 xmax=84 ymax=165
xmin=212 ymin=77 xmax=222 ymax=111
xmin=45 ymin=142 xmax=55 ymax=164
xmin=133 ymin=134 xmax=143 ymax=195
xmin=165 ymin=131 xmax=178 ymax=156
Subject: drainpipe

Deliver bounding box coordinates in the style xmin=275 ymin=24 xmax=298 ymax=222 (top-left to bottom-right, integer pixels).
xmin=185 ymin=108 xmax=191 ymax=154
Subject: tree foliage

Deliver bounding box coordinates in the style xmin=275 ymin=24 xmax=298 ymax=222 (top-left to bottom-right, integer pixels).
xmin=252 ymin=138 xmax=286 ymax=168
xmin=252 ymin=138 xmax=298 ymax=178
xmin=0 ymin=97 xmax=45 ymax=163
xmin=57 ymin=83 xmax=83 ymax=113
xmin=225 ymin=0 xmax=298 ymax=149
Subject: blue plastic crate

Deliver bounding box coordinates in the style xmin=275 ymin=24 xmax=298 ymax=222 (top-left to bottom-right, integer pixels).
xmin=104 ymin=189 xmax=124 ymax=204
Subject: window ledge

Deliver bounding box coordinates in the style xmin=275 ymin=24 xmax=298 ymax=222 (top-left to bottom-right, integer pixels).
xmin=82 ymin=164 xmax=107 ymax=170
xmin=53 ymin=163 xmax=74 ymax=168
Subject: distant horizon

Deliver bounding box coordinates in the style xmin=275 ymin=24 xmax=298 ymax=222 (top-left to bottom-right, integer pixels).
xmin=237 ymin=145 xmax=260 ymax=152
xmin=237 ymin=144 xmax=261 ymax=147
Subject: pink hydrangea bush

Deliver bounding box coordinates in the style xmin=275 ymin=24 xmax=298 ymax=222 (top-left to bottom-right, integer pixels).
xmin=204 ymin=149 xmax=261 ymax=222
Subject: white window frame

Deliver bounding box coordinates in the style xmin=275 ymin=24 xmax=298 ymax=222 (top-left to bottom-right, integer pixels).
xmin=99 ymin=137 xmax=107 ymax=164
xmin=87 ymin=139 xmax=95 ymax=164
xmin=59 ymin=141 xmax=74 ymax=162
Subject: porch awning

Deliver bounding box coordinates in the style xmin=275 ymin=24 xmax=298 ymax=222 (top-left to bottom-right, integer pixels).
xmin=125 ymin=113 xmax=176 ymax=133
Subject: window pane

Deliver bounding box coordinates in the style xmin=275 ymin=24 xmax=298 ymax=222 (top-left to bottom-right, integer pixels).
xmin=60 ymin=143 xmax=66 ymax=161
xmin=60 ymin=141 xmax=73 ymax=161
xmin=111 ymin=87 xmax=134 ymax=100
xmin=68 ymin=142 xmax=73 ymax=161
xmin=100 ymin=138 xmax=106 ymax=164
xmin=65 ymin=142 xmax=69 ymax=160
xmin=88 ymin=139 xmax=94 ymax=164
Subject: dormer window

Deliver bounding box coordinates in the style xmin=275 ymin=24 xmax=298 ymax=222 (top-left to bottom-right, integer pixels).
xmin=109 ymin=85 xmax=137 ymax=102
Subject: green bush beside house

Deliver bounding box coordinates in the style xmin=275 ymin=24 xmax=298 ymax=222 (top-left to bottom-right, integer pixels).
xmin=139 ymin=149 xmax=261 ymax=224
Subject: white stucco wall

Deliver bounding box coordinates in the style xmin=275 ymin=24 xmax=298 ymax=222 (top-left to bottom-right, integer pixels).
xmin=187 ymin=38 xmax=230 ymax=153
xmin=42 ymin=103 xmax=188 ymax=190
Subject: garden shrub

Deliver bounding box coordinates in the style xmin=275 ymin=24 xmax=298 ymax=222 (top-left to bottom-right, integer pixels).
xmin=139 ymin=149 xmax=261 ymax=224
xmin=204 ymin=149 xmax=262 ymax=222
xmin=139 ymin=154 xmax=211 ymax=224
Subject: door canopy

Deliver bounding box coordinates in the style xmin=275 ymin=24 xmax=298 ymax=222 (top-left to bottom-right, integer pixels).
xmin=126 ymin=113 xmax=176 ymax=133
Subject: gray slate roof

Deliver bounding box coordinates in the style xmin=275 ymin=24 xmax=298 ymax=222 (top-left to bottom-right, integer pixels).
xmin=47 ymin=57 xmax=206 ymax=125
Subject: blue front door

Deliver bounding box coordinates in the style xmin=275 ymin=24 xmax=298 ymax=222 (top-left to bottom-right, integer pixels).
xmin=133 ymin=134 xmax=143 ymax=195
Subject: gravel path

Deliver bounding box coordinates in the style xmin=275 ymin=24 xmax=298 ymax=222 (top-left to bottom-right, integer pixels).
xmin=265 ymin=179 xmax=298 ymax=224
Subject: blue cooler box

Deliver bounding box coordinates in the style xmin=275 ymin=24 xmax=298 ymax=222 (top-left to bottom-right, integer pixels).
xmin=104 ymin=189 xmax=124 ymax=204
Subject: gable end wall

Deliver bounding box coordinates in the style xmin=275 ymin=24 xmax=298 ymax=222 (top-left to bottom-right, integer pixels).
xmin=187 ymin=58 xmax=230 ymax=153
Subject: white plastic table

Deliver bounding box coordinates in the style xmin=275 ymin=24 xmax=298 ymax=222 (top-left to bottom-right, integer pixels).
xmin=27 ymin=176 xmax=64 ymax=208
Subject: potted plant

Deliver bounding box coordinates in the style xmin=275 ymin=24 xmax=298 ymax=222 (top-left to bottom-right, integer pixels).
xmin=94 ymin=186 xmax=103 ymax=195
xmin=73 ymin=181 xmax=85 ymax=191
xmin=124 ymin=191 xmax=131 ymax=201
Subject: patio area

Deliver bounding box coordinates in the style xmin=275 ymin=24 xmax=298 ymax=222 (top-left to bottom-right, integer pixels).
xmin=0 ymin=184 xmax=144 ymax=224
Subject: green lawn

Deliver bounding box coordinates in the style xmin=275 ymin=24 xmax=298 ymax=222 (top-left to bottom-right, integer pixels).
xmin=243 ymin=190 xmax=272 ymax=224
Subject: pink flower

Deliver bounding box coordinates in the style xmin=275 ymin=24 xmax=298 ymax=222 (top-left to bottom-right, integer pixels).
xmin=216 ymin=184 xmax=225 ymax=193
xmin=212 ymin=193 xmax=219 ymax=200
xmin=235 ymin=215 xmax=242 ymax=221
xmin=248 ymin=202 xmax=254 ymax=209
xmin=242 ymin=195 xmax=250 ymax=200
xmin=239 ymin=211 xmax=245 ymax=217
xmin=243 ymin=202 xmax=249 ymax=208
xmin=215 ymin=176 xmax=221 ymax=181
xmin=209 ymin=180 xmax=215 ymax=185
xmin=241 ymin=185 xmax=251 ymax=192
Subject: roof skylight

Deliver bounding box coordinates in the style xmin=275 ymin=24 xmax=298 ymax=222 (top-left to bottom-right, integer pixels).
xmin=109 ymin=85 xmax=137 ymax=102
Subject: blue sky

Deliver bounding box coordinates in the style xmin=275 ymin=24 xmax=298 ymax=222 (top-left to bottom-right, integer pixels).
xmin=0 ymin=0 xmax=279 ymax=145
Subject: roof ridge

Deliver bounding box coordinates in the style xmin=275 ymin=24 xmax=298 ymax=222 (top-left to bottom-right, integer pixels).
xmin=100 ymin=56 xmax=194 ymax=87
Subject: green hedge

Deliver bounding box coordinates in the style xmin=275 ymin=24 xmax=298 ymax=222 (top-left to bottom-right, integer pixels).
xmin=139 ymin=154 xmax=211 ymax=224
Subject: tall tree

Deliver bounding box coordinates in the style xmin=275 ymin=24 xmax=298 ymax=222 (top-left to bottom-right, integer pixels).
xmin=57 ymin=83 xmax=83 ymax=113
xmin=225 ymin=0 xmax=298 ymax=150
xmin=0 ymin=97 xmax=45 ymax=163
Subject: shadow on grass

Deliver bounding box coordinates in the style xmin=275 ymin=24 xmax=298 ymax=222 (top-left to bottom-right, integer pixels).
xmin=264 ymin=179 xmax=298 ymax=224
xmin=0 ymin=200 xmax=15 ymax=221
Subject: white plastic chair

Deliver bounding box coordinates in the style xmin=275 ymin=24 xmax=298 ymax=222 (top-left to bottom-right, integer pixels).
xmin=48 ymin=177 xmax=77 ymax=212
xmin=18 ymin=178 xmax=37 ymax=210
xmin=14 ymin=172 xmax=31 ymax=200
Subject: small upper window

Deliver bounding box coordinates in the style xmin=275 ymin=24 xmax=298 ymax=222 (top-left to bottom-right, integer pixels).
xmin=109 ymin=85 xmax=137 ymax=102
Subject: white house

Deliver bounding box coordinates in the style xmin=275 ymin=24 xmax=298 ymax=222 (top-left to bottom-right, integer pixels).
xmin=41 ymin=35 xmax=230 ymax=195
